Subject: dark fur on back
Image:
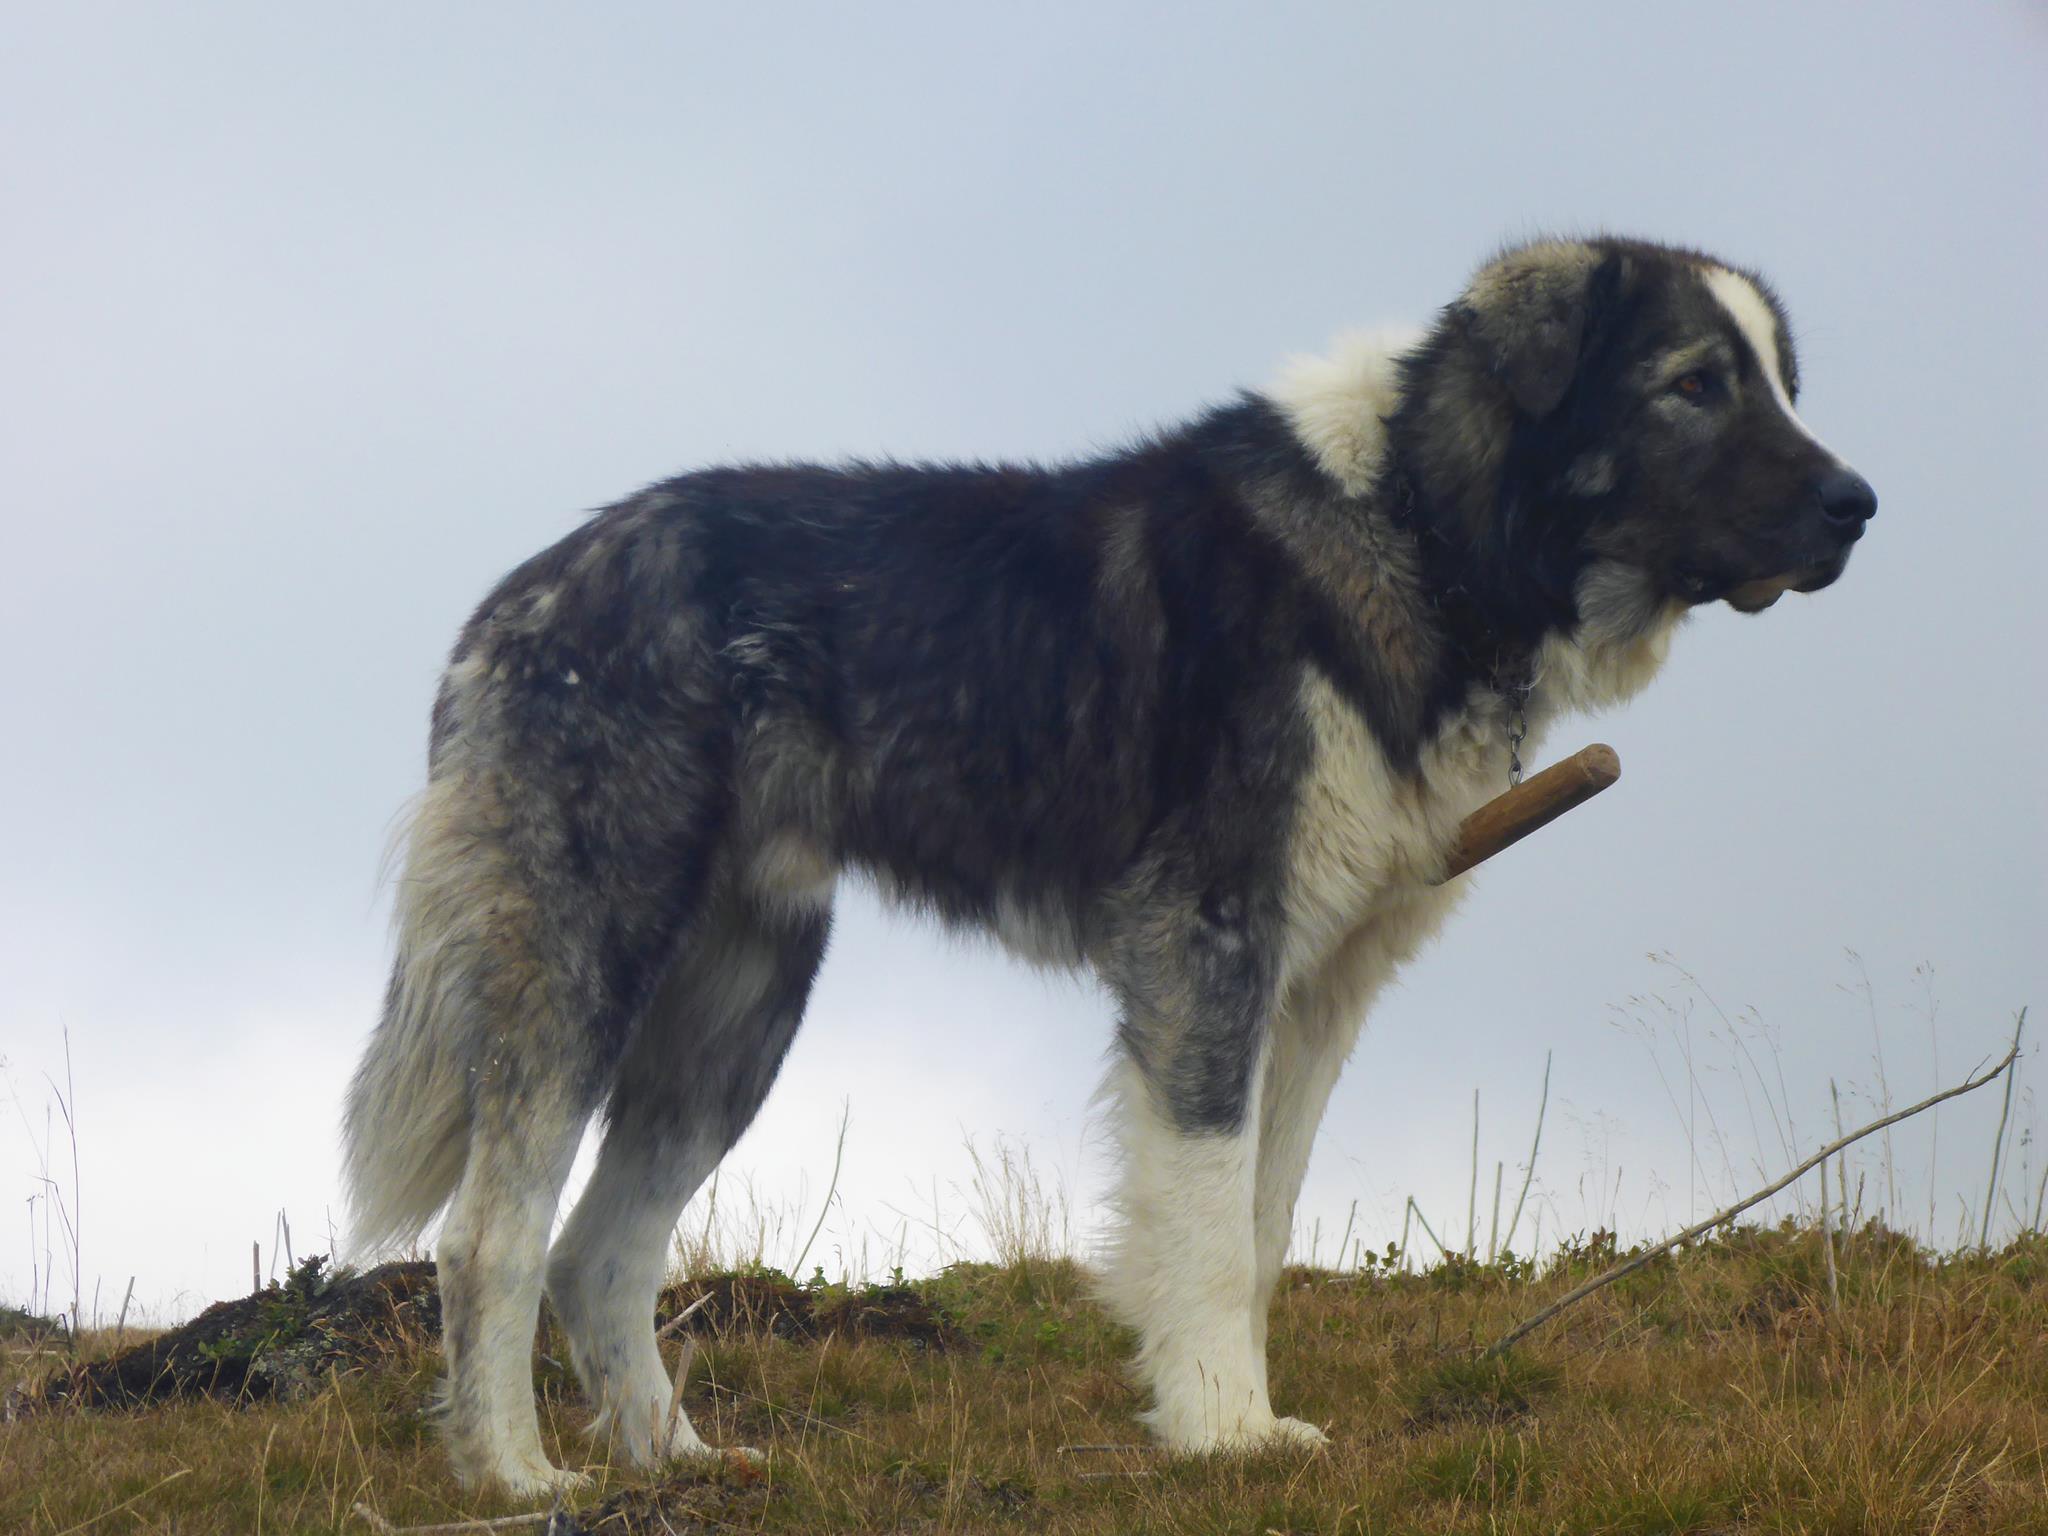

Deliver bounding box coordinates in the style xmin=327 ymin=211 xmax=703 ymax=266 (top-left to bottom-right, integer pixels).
xmin=436 ymin=404 xmax=1428 ymax=1105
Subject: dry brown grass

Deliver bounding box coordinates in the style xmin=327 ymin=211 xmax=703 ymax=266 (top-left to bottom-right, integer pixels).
xmin=6 ymin=1224 xmax=2047 ymax=1534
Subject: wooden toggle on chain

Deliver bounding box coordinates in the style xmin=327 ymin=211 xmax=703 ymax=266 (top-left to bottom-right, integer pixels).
xmin=1430 ymin=744 xmax=1621 ymax=885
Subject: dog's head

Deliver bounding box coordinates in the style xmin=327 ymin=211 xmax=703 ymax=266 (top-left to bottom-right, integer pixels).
xmin=1436 ymin=236 xmax=1874 ymax=616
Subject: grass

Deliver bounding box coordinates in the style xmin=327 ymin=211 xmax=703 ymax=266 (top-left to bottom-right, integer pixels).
xmin=6 ymin=1224 xmax=2048 ymax=1534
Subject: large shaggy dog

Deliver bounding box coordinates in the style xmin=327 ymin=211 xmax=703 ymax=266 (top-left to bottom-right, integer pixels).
xmin=345 ymin=236 xmax=1874 ymax=1492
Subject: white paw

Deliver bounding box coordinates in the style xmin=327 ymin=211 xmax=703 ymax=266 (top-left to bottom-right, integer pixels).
xmin=1268 ymin=1415 xmax=1331 ymax=1450
xmin=491 ymin=1458 xmax=592 ymax=1500
xmin=1157 ymin=1411 xmax=1330 ymax=1455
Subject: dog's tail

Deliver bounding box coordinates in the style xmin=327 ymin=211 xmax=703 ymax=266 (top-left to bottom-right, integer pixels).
xmin=342 ymin=771 xmax=537 ymax=1255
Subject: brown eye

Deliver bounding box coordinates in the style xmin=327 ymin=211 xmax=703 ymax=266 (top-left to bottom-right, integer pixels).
xmin=1674 ymin=371 xmax=1713 ymax=400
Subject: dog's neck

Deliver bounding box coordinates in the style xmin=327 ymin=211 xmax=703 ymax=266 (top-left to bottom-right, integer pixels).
xmin=1266 ymin=326 xmax=1685 ymax=741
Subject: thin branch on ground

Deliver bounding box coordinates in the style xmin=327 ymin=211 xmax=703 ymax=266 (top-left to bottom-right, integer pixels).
xmin=51 ymin=1467 xmax=191 ymax=1536
xmin=654 ymin=1289 xmax=714 ymax=1341
xmin=1056 ymin=1442 xmax=1158 ymax=1454
xmin=351 ymin=1506 xmax=554 ymax=1534
xmin=1486 ymin=1010 xmax=2026 ymax=1359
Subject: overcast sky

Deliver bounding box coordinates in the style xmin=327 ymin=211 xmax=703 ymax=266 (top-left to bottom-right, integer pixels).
xmin=4 ymin=2 xmax=2043 ymax=1322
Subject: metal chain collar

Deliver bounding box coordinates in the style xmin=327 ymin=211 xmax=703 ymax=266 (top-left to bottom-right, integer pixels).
xmin=1504 ymin=680 xmax=1531 ymax=789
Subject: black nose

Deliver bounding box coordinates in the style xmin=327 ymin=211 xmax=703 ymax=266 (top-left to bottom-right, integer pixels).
xmin=1816 ymin=466 xmax=1877 ymax=528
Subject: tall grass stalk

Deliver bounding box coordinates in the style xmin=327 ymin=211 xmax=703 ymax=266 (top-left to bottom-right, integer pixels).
xmin=1981 ymin=1009 xmax=2028 ymax=1248
xmin=1502 ymin=1049 xmax=1551 ymax=1254
xmin=1466 ymin=1089 xmax=1480 ymax=1260
xmin=791 ymin=1100 xmax=851 ymax=1280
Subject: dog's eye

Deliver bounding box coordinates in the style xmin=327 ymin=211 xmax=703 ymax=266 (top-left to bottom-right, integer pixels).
xmin=1672 ymin=371 xmax=1717 ymax=402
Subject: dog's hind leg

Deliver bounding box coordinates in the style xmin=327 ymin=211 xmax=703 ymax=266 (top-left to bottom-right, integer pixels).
xmin=354 ymin=766 xmax=622 ymax=1497
xmin=388 ymin=763 xmax=726 ymax=1495
xmin=438 ymin=1067 xmax=599 ymax=1496
xmin=546 ymin=888 xmax=830 ymax=1470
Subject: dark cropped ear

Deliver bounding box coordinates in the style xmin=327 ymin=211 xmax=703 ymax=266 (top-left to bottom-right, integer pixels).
xmin=1457 ymin=242 xmax=1618 ymax=419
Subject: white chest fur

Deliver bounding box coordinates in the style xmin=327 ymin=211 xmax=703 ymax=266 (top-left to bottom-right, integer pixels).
xmin=1280 ymin=670 xmax=1517 ymax=985
xmin=1279 ymin=575 xmax=1682 ymax=989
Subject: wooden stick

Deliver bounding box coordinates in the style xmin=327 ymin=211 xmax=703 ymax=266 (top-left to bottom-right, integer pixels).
xmin=1432 ymin=743 xmax=1621 ymax=884
xmin=1483 ymin=1012 xmax=2026 ymax=1358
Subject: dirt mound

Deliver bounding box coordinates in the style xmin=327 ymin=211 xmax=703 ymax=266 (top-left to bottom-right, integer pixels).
xmin=33 ymin=1261 xmax=955 ymax=1413
xmin=36 ymin=1256 xmax=437 ymax=1410
xmin=654 ymin=1274 xmax=961 ymax=1351
xmin=0 ymin=1303 xmax=65 ymax=1342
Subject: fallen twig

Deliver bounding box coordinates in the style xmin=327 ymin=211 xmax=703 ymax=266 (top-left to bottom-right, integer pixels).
xmin=52 ymin=1467 xmax=190 ymax=1536
xmin=1485 ymin=1010 xmax=2026 ymax=1358
xmin=1056 ymin=1442 xmax=1155 ymax=1454
xmin=699 ymin=1378 xmax=882 ymax=1444
xmin=654 ymin=1289 xmax=714 ymax=1341
xmin=350 ymin=1504 xmax=555 ymax=1534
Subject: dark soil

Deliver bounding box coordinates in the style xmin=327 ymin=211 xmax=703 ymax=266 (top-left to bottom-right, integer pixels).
xmin=33 ymin=1259 xmax=957 ymax=1413
xmin=554 ymin=1460 xmax=771 ymax=1535
xmin=654 ymin=1273 xmax=962 ymax=1351
xmin=35 ymin=1256 xmax=438 ymax=1410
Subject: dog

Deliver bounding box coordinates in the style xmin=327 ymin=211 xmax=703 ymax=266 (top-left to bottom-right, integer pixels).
xmin=344 ymin=235 xmax=1874 ymax=1492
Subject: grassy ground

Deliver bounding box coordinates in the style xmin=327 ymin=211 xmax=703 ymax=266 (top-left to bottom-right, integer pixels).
xmin=5 ymin=1224 xmax=2047 ymax=1534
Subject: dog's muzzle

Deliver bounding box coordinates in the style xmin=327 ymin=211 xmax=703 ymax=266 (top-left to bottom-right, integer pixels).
xmin=1723 ymin=464 xmax=1877 ymax=611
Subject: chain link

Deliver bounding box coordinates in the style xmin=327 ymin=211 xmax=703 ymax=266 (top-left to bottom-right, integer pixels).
xmin=1505 ymin=682 xmax=1530 ymax=789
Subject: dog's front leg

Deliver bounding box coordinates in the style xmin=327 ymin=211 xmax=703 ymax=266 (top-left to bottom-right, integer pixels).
xmin=1096 ymin=893 xmax=1322 ymax=1453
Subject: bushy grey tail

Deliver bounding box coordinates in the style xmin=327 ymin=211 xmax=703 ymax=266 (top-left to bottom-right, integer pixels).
xmin=342 ymin=773 xmax=541 ymax=1255
xmin=343 ymin=961 xmax=472 ymax=1255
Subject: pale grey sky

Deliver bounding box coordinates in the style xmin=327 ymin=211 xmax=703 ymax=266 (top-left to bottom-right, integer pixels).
xmin=3 ymin=2 xmax=2042 ymax=1319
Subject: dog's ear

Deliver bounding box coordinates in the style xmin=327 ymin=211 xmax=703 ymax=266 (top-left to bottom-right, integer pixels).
xmin=1457 ymin=242 xmax=1619 ymax=419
